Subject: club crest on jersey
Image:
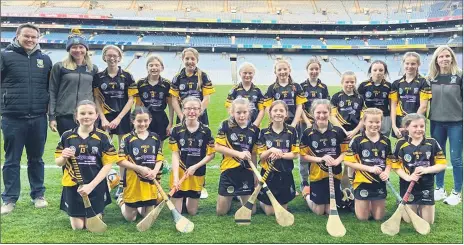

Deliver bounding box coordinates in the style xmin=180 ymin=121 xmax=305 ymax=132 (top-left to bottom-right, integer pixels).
xmin=399 ymin=88 xmax=403 ymax=95
xmin=331 ymin=138 xmax=337 ymax=146
xmin=312 ymin=141 xmax=318 ymax=148
xmin=158 ymin=92 xmax=163 ymax=99
xmin=426 ymin=151 xmax=431 ymax=159
xmin=120 ymin=83 xmax=125 ymax=90
xmin=248 ymin=137 xmax=252 ymax=144
xmin=275 ymin=93 xmax=281 ymax=99
xmin=230 ymin=133 xmax=238 ymax=141
xmin=152 ymin=147 xmax=157 ymax=154
xmin=382 ymin=150 xmax=385 ymax=158
xmin=286 ymin=140 xmax=290 ymax=148
xmin=365 ymin=91 xmax=372 ymax=98
xmin=413 ymin=88 xmax=419 ymax=94
xmin=266 ymin=140 xmax=273 ymax=148
xmin=404 ymin=154 xmax=412 ymax=162
xmin=362 ymin=150 xmax=370 ymax=157
xmin=143 ymin=92 xmax=149 ymax=99
xmin=101 ymin=83 xmax=108 ymax=90
xmin=242 ymin=181 xmax=249 ymax=190
xmin=291 ymin=91 xmax=294 ymax=97
xmin=450 ymin=76 xmax=457 ymax=84
xmin=180 ymin=139 xmax=185 ymax=146
xmin=339 ymin=101 xmax=344 ymax=107
xmin=91 ymin=146 xmax=99 ymax=154
xmin=304 ymin=92 xmax=309 ymax=97
xmin=36 ymin=59 xmax=44 ymax=68
xmin=198 ymin=139 xmax=203 ymax=146
xmin=353 ymin=102 xmax=359 ymax=109
xmin=252 ymin=95 xmax=258 ymax=102
xmin=179 ymin=84 xmax=186 ymax=90
xmin=69 ymin=146 xmax=76 ymax=152
xmin=227 ymin=186 xmax=234 ymax=194
xmin=360 ymin=189 xmax=368 ymax=198
xmin=133 ymin=147 xmax=139 ymax=156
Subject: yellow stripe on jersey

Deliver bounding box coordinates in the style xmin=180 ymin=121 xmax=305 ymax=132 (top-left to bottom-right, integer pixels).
xmin=169 ymin=87 xmax=180 ymax=98
xmin=128 ymin=86 xmax=138 ymax=97
xmin=93 ymin=88 xmax=114 ymax=114
xmin=296 ymin=95 xmax=308 ymax=105
xmin=343 ymin=152 xmax=360 ymax=164
xmin=215 ymin=134 xmax=227 ymax=146
xmin=390 ymin=91 xmax=399 ymax=102
xmin=300 ymin=145 xmax=316 ymax=156
xmin=169 ymin=167 xmax=205 ymax=192
xmin=206 ymin=144 xmax=215 ymax=155
xmin=420 ymin=90 xmax=432 ymax=101
xmin=257 ymin=100 xmax=264 ymax=111
xmin=156 ymin=152 xmax=164 ymax=162
xmin=263 ymin=97 xmax=274 ymax=108
xmin=224 ymin=100 xmax=232 ymax=109
xmin=169 ymin=141 xmax=180 ymax=152
xmin=102 ymin=151 xmax=119 ymax=165
xmin=309 ymin=162 xmax=343 ymax=182
xmin=291 ymin=144 xmax=299 ymax=154
xmin=202 ymin=86 xmax=215 ymax=96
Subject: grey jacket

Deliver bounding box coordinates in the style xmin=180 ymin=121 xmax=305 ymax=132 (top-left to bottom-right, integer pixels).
xmin=48 ymin=61 xmax=98 ymax=120
xmin=429 ymin=73 xmax=463 ymax=122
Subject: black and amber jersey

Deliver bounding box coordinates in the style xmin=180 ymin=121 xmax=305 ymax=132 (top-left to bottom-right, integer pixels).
xmin=300 ymin=79 xmax=330 ymax=121
xmin=225 ymin=83 xmax=265 ymax=123
xmin=118 ymin=131 xmax=164 ymax=183
xmin=215 ymin=120 xmax=260 ymax=172
xmin=331 ymin=91 xmax=366 ymax=131
xmin=263 ymin=82 xmax=307 ymax=122
xmin=358 ymin=79 xmax=392 ymax=116
xmin=129 ymin=76 xmax=171 ymax=112
xmin=256 ymin=123 xmax=299 ymax=173
xmin=55 ymin=127 xmax=119 ymax=187
xmin=390 ymin=74 xmax=432 ymax=116
xmin=392 ymin=137 xmax=446 ymax=191
xmin=169 ymin=67 xmax=215 ymax=101
xmin=93 ymin=67 xmax=135 ymax=114
xmin=344 ymin=132 xmax=395 ymax=189
xmin=169 ymin=122 xmax=215 ymax=176
xmin=300 ymin=123 xmax=346 ymax=182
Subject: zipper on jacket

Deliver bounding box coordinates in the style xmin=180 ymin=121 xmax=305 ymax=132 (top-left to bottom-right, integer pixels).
xmin=28 ymin=54 xmax=32 ymax=115
xmin=76 ymin=72 xmax=81 ymax=108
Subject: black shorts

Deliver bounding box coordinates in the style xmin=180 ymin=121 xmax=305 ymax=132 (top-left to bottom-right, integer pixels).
xmin=400 ymin=185 xmax=434 ymax=205
xmin=354 ymin=182 xmax=387 ymax=200
xmin=176 ymin=109 xmax=209 ymax=126
xmin=310 ymin=178 xmax=342 ymax=205
xmin=56 ymin=115 xmax=78 ymax=136
xmin=125 ymin=200 xmax=158 ymax=208
xmin=172 ymin=190 xmax=201 ymax=199
xmin=218 ymin=167 xmax=254 ymax=196
xmin=104 ymin=112 xmax=131 ymax=136
xmin=60 ymin=182 xmax=111 ymax=217
xmin=149 ymin=111 xmax=169 ymax=140
xmin=257 ymin=169 xmax=296 ymax=205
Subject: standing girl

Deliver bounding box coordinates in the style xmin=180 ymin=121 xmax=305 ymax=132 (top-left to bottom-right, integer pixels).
xmin=93 ymin=45 xmax=135 ymax=198
xmin=256 ymin=100 xmax=299 ymax=215
xmin=299 ymin=58 xmax=330 ymax=196
xmin=390 ymin=52 xmax=431 ymax=138
xmin=169 ymin=96 xmax=215 ymax=215
xmin=358 ymin=61 xmax=393 ymax=136
xmin=427 ymin=46 xmax=463 ymax=205
xmin=392 ymin=113 xmax=447 ymax=224
xmin=116 ymin=106 xmax=164 ymax=221
xmin=300 ymin=99 xmax=346 ymax=215
xmin=225 ymin=62 xmax=265 ymax=127
xmin=263 ymin=59 xmax=307 ymax=128
xmin=170 ymin=48 xmax=215 ymax=126
xmin=343 ymin=108 xmax=394 ymax=221
xmin=216 ymin=98 xmax=260 ymax=215
xmin=55 ymin=100 xmax=118 ymax=230
xmin=49 ymin=29 xmax=99 ymax=136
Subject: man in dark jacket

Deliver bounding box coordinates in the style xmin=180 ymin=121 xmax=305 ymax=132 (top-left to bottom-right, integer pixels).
xmin=0 ymin=24 xmax=52 ymax=215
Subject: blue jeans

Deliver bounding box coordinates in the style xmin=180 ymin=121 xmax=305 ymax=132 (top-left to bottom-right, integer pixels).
xmin=431 ymin=120 xmax=463 ymax=193
xmin=1 ymin=115 xmax=47 ymax=203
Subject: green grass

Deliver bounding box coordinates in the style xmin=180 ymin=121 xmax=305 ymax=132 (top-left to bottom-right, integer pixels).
xmin=1 ymin=85 xmax=462 ymax=243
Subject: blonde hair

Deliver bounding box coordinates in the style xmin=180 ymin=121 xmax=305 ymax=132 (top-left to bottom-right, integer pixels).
xmin=238 ymin=62 xmax=256 ymax=75
xmin=310 ymin=99 xmax=331 ymax=116
xmin=305 ymin=57 xmax=321 ymax=70
xmin=402 ymin=113 xmax=426 ymax=128
xmin=269 ymin=100 xmax=289 ymax=121
xmin=182 ymin=96 xmax=202 ymax=108
xmin=362 ymin=108 xmax=383 ymax=121
xmin=146 ymin=55 xmax=165 ymax=69
xmin=182 ymin=48 xmax=200 ymax=61
xmin=63 ymin=51 xmax=93 ymax=71
xmin=273 ymin=59 xmax=294 ymax=83
xmin=401 ymin=52 xmax=421 ymax=75
xmin=228 ymin=97 xmax=251 ymax=127
xmin=427 ymin=45 xmax=462 ymax=80
xmin=101 ymin=45 xmax=123 ymax=62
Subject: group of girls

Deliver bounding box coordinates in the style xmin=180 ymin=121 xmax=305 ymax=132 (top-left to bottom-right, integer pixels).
xmin=53 ymin=44 xmax=461 ymax=230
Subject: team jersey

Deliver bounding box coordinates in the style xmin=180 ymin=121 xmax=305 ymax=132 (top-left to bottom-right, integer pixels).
xmin=215 ymin=119 xmax=260 ymax=172
xmin=169 ymin=122 xmax=215 ymax=176
xmin=92 ymin=67 xmax=135 ymax=114
xmin=390 ymin=74 xmax=432 ymax=117
xmin=300 ymin=79 xmax=330 ymax=121
xmin=169 ymin=67 xmax=215 ymax=101
xmin=392 ymin=137 xmax=446 ymax=192
xmin=256 ymin=123 xmax=299 ymax=173
xmin=358 ymin=79 xmax=392 ymax=116
xmin=331 ymin=91 xmax=366 ymax=131
xmin=128 ymin=76 xmax=171 ymax=112
xmin=225 ymin=83 xmax=265 ymax=123
xmin=55 ymin=127 xmax=119 ymax=187
xmin=300 ymin=123 xmax=346 ymax=182
xmin=263 ymin=82 xmax=307 ymax=122
xmin=344 ymin=132 xmax=395 ymax=189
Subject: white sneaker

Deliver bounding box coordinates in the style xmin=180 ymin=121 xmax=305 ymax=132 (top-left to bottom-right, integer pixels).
xmin=443 ymin=191 xmax=462 ymax=206
xmin=32 ymin=197 xmax=48 ymax=208
xmin=200 ymin=187 xmax=208 ymax=199
xmin=1 ymin=202 xmax=15 ymax=215
xmin=434 ymin=187 xmax=447 ymax=201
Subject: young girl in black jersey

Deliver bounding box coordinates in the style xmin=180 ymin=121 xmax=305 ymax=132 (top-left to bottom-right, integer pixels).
xmin=300 ymin=99 xmax=346 ymax=215
xmin=225 ymin=62 xmax=265 ymax=127
xmin=256 ymin=100 xmax=299 ymax=215
xmin=264 ymin=59 xmax=307 ymax=128
xmin=343 ymin=108 xmax=393 ymax=221
xmin=358 ymin=61 xmax=392 ymax=136
xmin=390 ymin=52 xmax=431 ymax=139
xmin=169 ymin=96 xmax=215 ymax=215
xmin=216 ymin=98 xmax=260 ymax=215
xmin=55 ymin=100 xmax=118 ymax=230
xmin=392 ymin=113 xmax=446 ymax=224
xmin=116 ymin=106 xmax=164 ymax=221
